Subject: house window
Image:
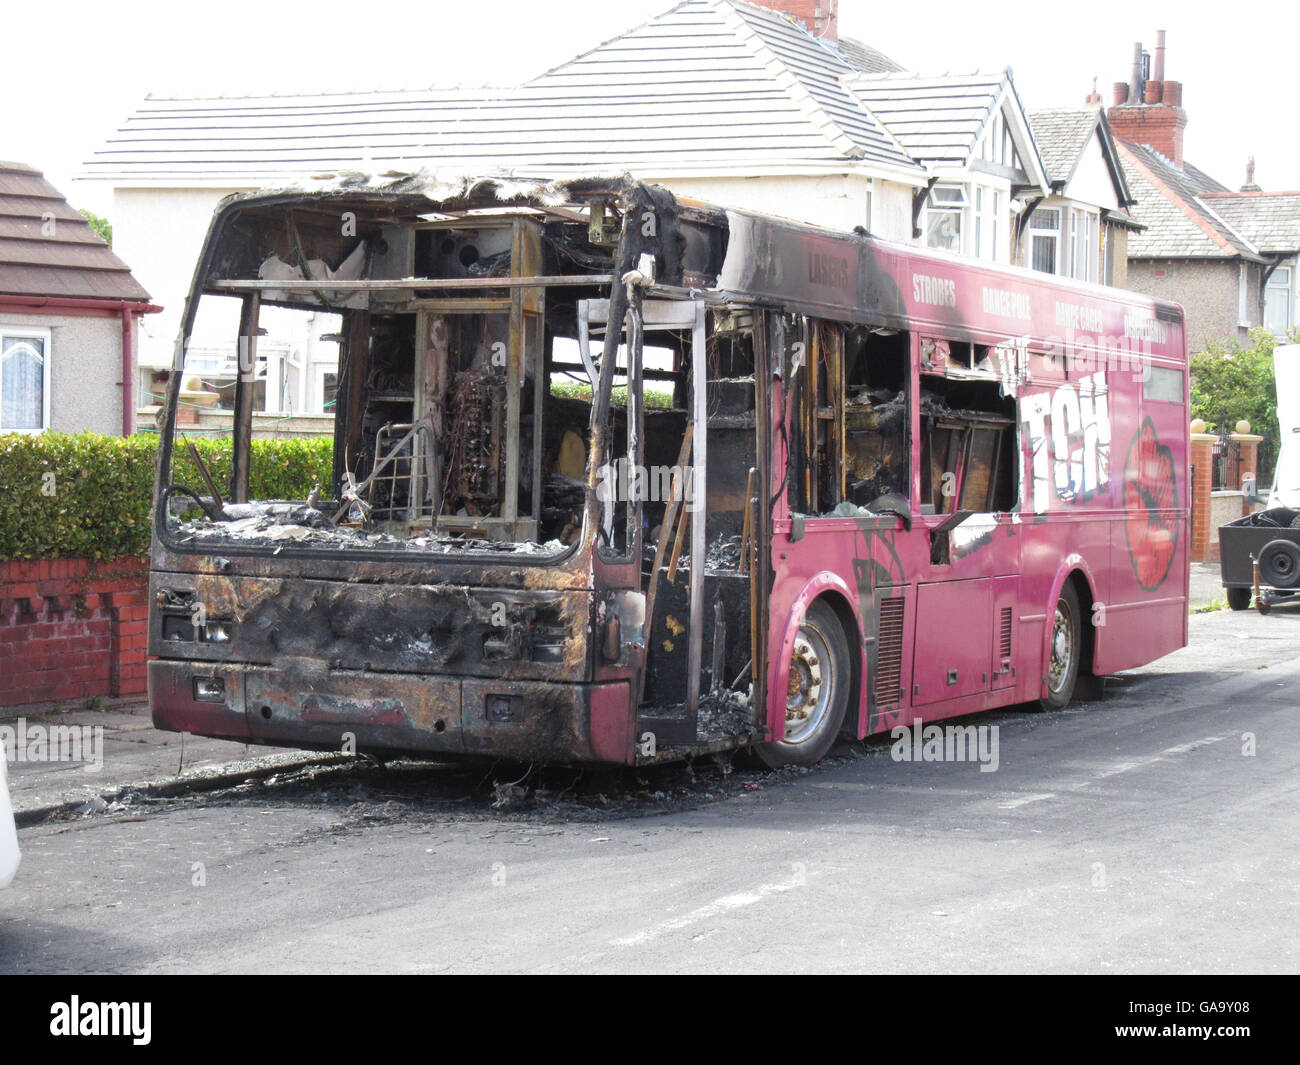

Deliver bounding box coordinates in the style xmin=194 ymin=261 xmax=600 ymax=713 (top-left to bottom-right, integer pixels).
xmin=1065 ymin=208 xmax=1099 ymax=281
xmin=1 ymin=328 xmax=50 ymax=432
xmin=1238 ymin=263 xmax=1251 ymax=327
xmin=926 ymin=185 xmax=967 ymax=253
xmin=992 ymin=189 xmax=1001 ymax=261
xmin=974 ymin=186 xmax=1002 ymax=262
xmin=1068 ymin=211 xmax=1079 ymax=278
xmin=1028 ymin=208 xmax=1061 ymax=274
xmin=1080 ymin=212 xmax=1093 ymax=281
xmin=1265 ymin=266 xmax=1292 ymax=336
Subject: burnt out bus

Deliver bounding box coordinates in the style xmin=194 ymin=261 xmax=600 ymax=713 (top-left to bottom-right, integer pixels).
xmin=149 ymin=174 xmax=1189 ymax=767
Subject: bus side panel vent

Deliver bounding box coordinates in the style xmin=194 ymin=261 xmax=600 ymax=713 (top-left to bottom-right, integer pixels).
xmin=876 ymin=595 xmax=906 ymax=707
xmin=999 ymin=606 xmax=1013 ymax=661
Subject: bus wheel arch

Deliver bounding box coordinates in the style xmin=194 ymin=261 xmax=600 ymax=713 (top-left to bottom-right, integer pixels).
xmin=757 ymin=591 xmax=859 ymax=767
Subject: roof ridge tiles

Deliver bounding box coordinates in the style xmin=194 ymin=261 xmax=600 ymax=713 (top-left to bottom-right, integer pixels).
xmin=714 ymin=0 xmax=867 ymax=159
xmin=1119 ymin=142 xmax=1263 ymax=261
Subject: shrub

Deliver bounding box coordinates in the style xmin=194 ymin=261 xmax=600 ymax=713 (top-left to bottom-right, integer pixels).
xmin=0 ymin=432 xmax=332 ymax=561
xmin=1191 ymin=327 xmax=1297 ymax=441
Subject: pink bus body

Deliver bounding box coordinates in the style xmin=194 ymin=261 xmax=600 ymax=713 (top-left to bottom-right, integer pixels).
xmin=755 ymin=231 xmax=1189 ymax=746
xmin=148 ymin=177 xmax=1188 ymax=766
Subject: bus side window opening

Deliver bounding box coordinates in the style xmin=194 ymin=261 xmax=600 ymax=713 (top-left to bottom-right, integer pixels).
xmin=918 ymin=376 xmax=1017 ymax=516
xmin=790 ymin=320 xmax=909 ymax=516
xmin=844 ymin=325 xmax=909 ymax=510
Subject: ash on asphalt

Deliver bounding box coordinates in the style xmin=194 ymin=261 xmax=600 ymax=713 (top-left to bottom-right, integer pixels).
xmin=51 ymin=697 xmax=1073 ymax=830
xmin=50 ymin=732 xmax=933 ymax=829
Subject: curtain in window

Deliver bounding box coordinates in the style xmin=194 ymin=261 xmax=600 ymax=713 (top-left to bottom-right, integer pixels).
xmin=1 ymin=337 xmax=44 ymax=430
xmin=1031 ymin=235 xmax=1057 ymax=274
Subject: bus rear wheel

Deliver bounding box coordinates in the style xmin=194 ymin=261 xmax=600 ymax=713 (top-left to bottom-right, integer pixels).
xmin=755 ymin=600 xmax=850 ymax=768
xmin=1038 ymin=582 xmax=1082 ymax=711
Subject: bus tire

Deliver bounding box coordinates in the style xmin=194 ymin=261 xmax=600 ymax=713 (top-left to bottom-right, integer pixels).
xmin=755 ymin=600 xmax=851 ymax=768
xmin=1226 ymin=586 xmax=1252 ymax=611
xmin=1038 ymin=581 xmax=1082 ymax=711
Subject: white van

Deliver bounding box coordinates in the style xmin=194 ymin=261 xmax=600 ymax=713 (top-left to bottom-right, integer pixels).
xmin=0 ymin=740 xmax=19 ymax=888
xmin=1268 ymin=344 xmax=1300 ymax=510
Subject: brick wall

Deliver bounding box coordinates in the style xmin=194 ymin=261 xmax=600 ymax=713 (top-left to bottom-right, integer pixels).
xmin=0 ymin=558 xmax=148 ymax=707
xmin=1108 ymin=103 xmax=1187 ymax=167
xmin=1189 ymin=433 xmax=1215 ymax=562
xmin=748 ymin=0 xmax=838 ymax=38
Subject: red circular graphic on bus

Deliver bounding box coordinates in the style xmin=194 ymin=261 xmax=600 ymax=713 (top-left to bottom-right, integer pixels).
xmin=1122 ymin=418 xmax=1178 ymax=590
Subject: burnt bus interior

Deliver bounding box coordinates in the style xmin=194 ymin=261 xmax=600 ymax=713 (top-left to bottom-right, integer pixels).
xmin=156 ymin=177 xmax=1029 ymax=759
xmin=157 ymin=180 xmax=773 ymax=749
xmin=170 ymin=191 xmax=754 ymax=554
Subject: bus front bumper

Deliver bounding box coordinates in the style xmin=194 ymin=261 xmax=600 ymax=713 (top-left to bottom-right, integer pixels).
xmin=148 ymin=659 xmax=637 ymax=766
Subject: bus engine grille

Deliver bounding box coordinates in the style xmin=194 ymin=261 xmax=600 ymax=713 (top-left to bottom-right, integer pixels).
xmin=875 ymin=595 xmax=906 ymax=707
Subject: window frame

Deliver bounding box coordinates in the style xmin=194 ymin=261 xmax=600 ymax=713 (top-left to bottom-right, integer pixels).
xmin=925 ymin=184 xmax=968 ymax=255
xmin=0 ymin=324 xmax=52 ymax=433
xmin=975 ymin=186 xmax=1002 ymax=263
xmin=1028 ymin=207 xmax=1062 ymax=275
xmin=1264 ymin=265 xmax=1292 ymax=337
xmin=1080 ymin=211 xmax=1094 ymax=281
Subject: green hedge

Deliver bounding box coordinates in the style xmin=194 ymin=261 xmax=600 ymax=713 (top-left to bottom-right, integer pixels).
xmin=0 ymin=432 xmax=333 ymax=561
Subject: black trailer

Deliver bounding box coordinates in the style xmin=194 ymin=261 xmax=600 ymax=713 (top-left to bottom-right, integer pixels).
xmin=1220 ymin=506 xmax=1300 ymax=612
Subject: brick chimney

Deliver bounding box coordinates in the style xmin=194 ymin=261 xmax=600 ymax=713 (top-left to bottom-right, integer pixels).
xmin=750 ymin=0 xmax=838 ymax=40
xmin=1106 ymin=30 xmax=1187 ymax=167
xmin=1241 ymin=157 xmax=1261 ymax=192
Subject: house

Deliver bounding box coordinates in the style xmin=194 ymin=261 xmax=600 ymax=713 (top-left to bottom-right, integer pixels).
xmin=844 ymin=68 xmax=1050 ymax=263
xmin=1104 ymin=32 xmax=1300 ymax=351
xmin=80 ymin=0 xmax=1060 ymax=414
xmin=84 ymin=0 xmax=927 ymax=392
xmin=1026 ymin=102 xmax=1141 ymax=286
xmin=0 ymin=161 xmax=159 ymax=435
xmin=1199 ymin=180 xmax=1300 ymax=339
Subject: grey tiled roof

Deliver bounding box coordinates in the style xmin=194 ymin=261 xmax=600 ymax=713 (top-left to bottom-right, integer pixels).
xmin=845 ymin=70 xmax=1009 ymax=167
xmin=1118 ymin=142 xmax=1265 ymax=261
xmin=833 ymin=37 xmax=905 ymax=75
xmin=1027 ymin=107 xmax=1132 ymax=207
xmin=84 ymin=0 xmax=922 ymax=184
xmin=1026 ymin=109 xmax=1099 ymax=183
xmin=1182 ymin=162 xmax=1230 ymax=195
xmin=1199 ymin=192 xmax=1300 ymax=254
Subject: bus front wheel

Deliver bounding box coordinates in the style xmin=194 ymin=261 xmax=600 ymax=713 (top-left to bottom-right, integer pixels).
xmin=1039 ymin=582 xmax=1082 ymax=711
xmin=755 ymin=600 xmax=850 ymax=768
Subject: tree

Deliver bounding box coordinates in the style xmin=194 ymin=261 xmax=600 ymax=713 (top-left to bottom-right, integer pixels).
xmin=78 ymin=208 xmax=112 ymax=246
xmin=1190 ymin=327 xmax=1298 ymax=442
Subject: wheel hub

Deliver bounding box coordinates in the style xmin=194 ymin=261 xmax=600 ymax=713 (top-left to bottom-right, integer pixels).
xmin=785 ymin=633 xmax=828 ymax=741
xmin=1048 ymin=605 xmax=1073 ymax=692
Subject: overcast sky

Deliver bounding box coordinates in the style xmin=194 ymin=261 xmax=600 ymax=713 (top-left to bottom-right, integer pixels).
xmin=6 ymin=0 xmax=1296 ymax=219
